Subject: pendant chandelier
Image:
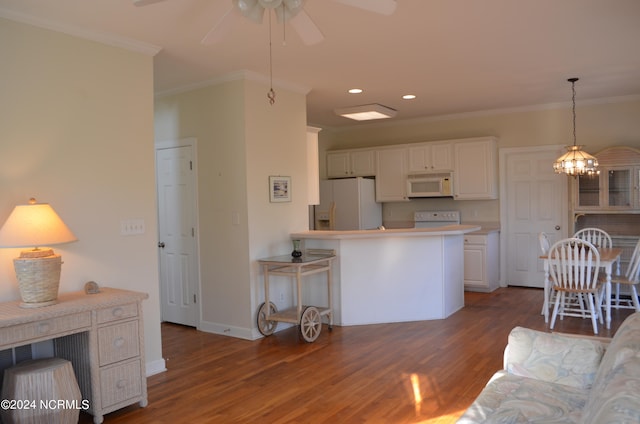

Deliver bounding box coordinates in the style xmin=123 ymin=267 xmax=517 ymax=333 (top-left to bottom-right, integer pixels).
xmin=553 ymin=78 xmax=598 ymax=176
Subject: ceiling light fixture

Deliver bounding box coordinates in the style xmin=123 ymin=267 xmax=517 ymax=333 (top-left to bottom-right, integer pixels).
xmin=348 ymin=88 xmax=363 ymax=94
xmin=552 ymin=78 xmax=599 ymax=176
xmin=402 ymin=94 xmax=416 ymax=100
xmin=334 ymin=103 xmax=397 ymax=121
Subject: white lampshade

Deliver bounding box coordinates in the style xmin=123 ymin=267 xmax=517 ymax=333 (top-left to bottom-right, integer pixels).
xmin=0 ymin=199 xmax=77 ymax=249
xmin=0 ymin=198 xmax=77 ymax=308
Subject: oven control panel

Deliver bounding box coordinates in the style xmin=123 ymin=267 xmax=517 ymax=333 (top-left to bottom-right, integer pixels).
xmin=414 ymin=210 xmax=460 ymax=223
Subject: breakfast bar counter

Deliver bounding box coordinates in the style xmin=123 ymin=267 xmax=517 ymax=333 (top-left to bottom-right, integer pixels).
xmin=291 ymin=225 xmax=480 ymax=326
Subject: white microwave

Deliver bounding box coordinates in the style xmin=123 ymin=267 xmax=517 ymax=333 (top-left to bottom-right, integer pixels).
xmin=406 ymin=173 xmax=453 ymax=198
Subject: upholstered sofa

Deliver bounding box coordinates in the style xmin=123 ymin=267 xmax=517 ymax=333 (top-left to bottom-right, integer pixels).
xmin=457 ymin=312 xmax=640 ymax=423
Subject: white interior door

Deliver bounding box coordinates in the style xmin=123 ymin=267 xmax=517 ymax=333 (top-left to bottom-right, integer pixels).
xmin=156 ymin=139 xmax=199 ymax=327
xmin=501 ymin=146 xmax=568 ymax=288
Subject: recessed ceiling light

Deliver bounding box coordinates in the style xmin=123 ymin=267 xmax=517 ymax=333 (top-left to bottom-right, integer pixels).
xmin=402 ymin=94 xmax=416 ymax=100
xmin=348 ymin=88 xmax=363 ymax=94
xmin=334 ymin=104 xmax=397 ymax=121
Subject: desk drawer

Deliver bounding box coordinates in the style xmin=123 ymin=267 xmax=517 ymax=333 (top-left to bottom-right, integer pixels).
xmin=0 ymin=312 xmax=91 ymax=346
xmin=98 ymin=321 xmax=140 ymax=366
xmin=96 ymin=303 xmax=138 ymax=324
xmin=100 ymin=359 xmax=142 ymax=408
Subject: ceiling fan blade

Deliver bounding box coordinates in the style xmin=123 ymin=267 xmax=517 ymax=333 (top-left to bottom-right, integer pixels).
xmin=133 ymin=0 xmax=166 ymax=6
xmin=289 ymin=9 xmax=324 ymax=45
xmin=334 ymin=0 xmax=397 ymax=15
xmin=201 ymin=6 xmax=239 ymax=45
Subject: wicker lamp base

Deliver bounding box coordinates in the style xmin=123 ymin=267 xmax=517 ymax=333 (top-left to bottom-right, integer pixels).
xmin=13 ymin=248 xmax=62 ymax=309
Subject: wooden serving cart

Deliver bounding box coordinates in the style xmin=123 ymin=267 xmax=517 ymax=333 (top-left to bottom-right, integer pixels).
xmin=257 ymin=250 xmax=335 ymax=342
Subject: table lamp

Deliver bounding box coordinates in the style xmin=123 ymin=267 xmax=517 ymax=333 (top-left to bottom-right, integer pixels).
xmin=0 ymin=198 xmax=77 ymax=308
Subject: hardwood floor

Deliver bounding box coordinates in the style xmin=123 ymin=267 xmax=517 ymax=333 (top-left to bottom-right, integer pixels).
xmin=80 ymin=287 xmax=635 ymax=423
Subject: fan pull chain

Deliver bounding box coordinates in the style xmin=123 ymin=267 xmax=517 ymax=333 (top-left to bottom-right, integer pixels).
xmin=282 ymin=3 xmax=287 ymax=46
xmin=267 ymin=11 xmax=276 ymax=105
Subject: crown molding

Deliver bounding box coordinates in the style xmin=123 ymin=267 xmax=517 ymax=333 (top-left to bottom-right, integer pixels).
xmin=0 ymin=8 xmax=162 ymax=56
xmin=322 ymin=94 xmax=640 ymax=133
xmin=154 ymin=70 xmax=311 ymax=98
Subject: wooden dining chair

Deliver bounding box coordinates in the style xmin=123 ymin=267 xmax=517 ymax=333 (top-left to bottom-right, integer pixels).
xmin=609 ymin=239 xmax=640 ymax=312
xmin=549 ymin=238 xmax=603 ymax=334
xmin=573 ymin=227 xmax=613 ymax=249
xmin=539 ymin=232 xmax=553 ymax=315
xmin=539 ymin=232 xmax=550 ymax=255
xmin=573 ymin=227 xmax=621 ymax=307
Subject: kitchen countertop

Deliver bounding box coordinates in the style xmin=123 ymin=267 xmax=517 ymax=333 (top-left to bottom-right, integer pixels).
xmin=292 ymin=224 xmax=481 ymax=240
xmin=463 ymin=222 xmax=500 ymax=235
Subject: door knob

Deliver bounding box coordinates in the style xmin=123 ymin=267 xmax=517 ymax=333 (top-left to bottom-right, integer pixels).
xmin=158 ymin=242 xmax=165 ymax=248
xmin=555 ymin=225 xmax=561 ymax=231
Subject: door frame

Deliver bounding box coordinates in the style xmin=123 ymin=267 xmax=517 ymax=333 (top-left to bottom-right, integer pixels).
xmin=498 ymin=144 xmax=568 ymax=287
xmin=155 ymin=137 xmax=202 ymax=328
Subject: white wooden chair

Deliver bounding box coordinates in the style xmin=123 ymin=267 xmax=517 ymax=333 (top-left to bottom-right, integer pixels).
xmin=608 ymin=239 xmax=640 ymax=312
xmin=574 ymin=227 xmax=624 ymax=306
xmin=573 ymin=227 xmax=613 ymax=249
xmin=539 ymin=232 xmax=550 ymax=255
xmin=540 ymin=232 xmax=584 ymax=317
xmin=549 ymin=238 xmax=604 ymax=334
xmin=539 ymin=232 xmax=553 ymax=315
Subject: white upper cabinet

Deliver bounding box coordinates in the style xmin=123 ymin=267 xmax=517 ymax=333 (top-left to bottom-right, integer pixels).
xmin=408 ymin=142 xmax=453 ymax=173
xmin=375 ymin=147 xmax=409 ymax=202
xmin=327 ymin=149 xmax=376 ymax=178
xmin=453 ymin=137 xmax=498 ymax=200
xmin=574 ymin=146 xmax=640 ymax=212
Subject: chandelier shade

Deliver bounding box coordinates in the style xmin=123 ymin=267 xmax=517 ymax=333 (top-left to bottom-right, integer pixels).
xmin=552 ymin=145 xmax=599 ymax=176
xmin=553 ymin=77 xmax=599 ymax=176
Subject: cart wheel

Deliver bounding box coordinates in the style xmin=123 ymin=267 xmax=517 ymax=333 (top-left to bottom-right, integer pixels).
xmin=257 ymin=302 xmax=278 ymax=336
xmin=300 ymin=306 xmax=322 ymax=342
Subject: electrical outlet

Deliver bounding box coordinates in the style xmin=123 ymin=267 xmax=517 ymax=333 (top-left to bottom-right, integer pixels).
xmin=279 ymin=292 xmax=285 ymax=303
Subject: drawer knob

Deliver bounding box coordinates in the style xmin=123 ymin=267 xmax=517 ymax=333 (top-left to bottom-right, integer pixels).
xmin=112 ymin=307 xmax=124 ymax=317
xmin=116 ymin=379 xmax=127 ymax=389
xmin=114 ymin=337 xmax=125 ymax=348
xmin=37 ymin=322 xmax=50 ymax=334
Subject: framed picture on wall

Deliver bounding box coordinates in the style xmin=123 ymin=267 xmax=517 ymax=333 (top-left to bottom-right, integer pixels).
xmin=269 ymin=176 xmax=291 ymax=203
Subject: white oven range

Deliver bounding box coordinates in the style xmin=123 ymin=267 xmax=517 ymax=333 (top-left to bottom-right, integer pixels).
xmin=414 ymin=210 xmax=461 ymax=228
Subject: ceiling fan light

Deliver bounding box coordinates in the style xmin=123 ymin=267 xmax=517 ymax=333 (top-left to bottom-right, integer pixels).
xmin=335 ymin=104 xmax=397 ymax=121
xmin=258 ymin=0 xmax=284 ymax=9
xmin=275 ymin=0 xmax=306 ymax=22
xmin=234 ymin=0 xmax=265 ymax=23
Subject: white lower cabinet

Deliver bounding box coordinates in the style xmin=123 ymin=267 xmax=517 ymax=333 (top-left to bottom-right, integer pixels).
xmin=464 ymin=231 xmax=499 ymax=292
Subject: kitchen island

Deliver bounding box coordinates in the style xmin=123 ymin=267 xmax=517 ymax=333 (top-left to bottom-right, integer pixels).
xmin=291 ymin=225 xmax=480 ymax=326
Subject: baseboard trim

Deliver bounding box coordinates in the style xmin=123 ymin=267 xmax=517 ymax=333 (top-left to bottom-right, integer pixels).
xmin=199 ymin=320 xmax=293 ymax=340
xmin=146 ymin=358 xmax=167 ymax=377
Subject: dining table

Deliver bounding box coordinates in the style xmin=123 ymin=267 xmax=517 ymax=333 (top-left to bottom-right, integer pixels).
xmin=541 ymin=247 xmax=623 ymax=329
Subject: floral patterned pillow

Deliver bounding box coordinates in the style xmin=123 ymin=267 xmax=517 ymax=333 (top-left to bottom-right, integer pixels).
xmin=505 ymin=327 xmax=605 ymax=390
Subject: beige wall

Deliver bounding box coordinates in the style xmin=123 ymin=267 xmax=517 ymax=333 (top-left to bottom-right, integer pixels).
xmin=0 ymin=19 xmax=163 ymax=373
xmin=319 ymin=99 xmax=640 ymax=223
xmin=154 ymin=77 xmax=309 ymax=338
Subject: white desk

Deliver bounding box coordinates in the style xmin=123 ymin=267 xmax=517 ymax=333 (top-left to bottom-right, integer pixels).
xmin=542 ymin=248 xmax=622 ymax=329
xmin=0 ymin=288 xmax=148 ymax=424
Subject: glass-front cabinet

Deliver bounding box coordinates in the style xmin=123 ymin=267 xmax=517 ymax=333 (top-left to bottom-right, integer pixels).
xmin=608 ymin=168 xmax=633 ymax=207
xmin=576 ymin=167 xmax=638 ymax=210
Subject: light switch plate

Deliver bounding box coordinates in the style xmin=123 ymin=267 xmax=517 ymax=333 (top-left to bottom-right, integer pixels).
xmin=120 ymin=219 xmax=145 ymax=236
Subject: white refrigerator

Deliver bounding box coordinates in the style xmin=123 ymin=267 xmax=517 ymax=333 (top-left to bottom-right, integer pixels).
xmin=314 ymin=177 xmax=382 ymax=230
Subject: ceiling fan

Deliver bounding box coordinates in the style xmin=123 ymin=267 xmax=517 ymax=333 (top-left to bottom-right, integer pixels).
xmin=134 ymin=0 xmax=397 ymax=46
